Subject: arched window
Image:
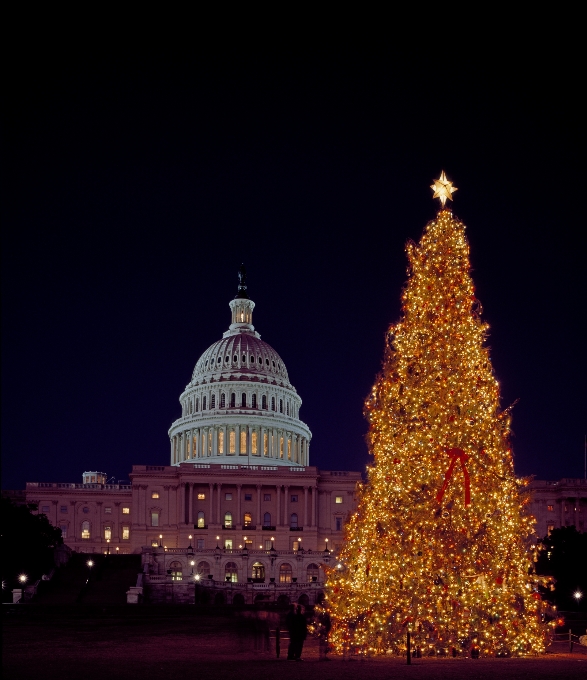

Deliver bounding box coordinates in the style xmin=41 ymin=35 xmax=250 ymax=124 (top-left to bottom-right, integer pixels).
xmin=225 ymin=562 xmax=238 ymax=583
xmin=241 ymin=393 xmax=247 ymax=408
xmin=220 ymin=393 xmax=226 ymax=408
xmin=252 ymin=394 xmax=257 ymax=409
xmin=169 ymin=561 xmax=183 ymax=581
xmin=243 ymin=512 xmax=252 ymax=527
xmin=307 ymin=563 xmax=320 ymax=583
xmin=197 ymin=511 xmax=205 ymax=528
xmin=279 ymin=563 xmax=292 ymax=583
xmin=81 ymin=521 xmax=90 ymax=539
xmin=252 ymin=562 xmax=265 ymax=581
xmin=279 ymin=399 xmax=283 ymax=413
xmin=230 ymin=393 xmax=236 ymax=408
xmin=202 ymin=396 xmax=207 ymax=410
xmin=290 ymin=513 xmax=298 ymax=528
xmin=197 ymin=560 xmax=210 ymax=578
xmin=211 ymin=394 xmax=216 ymax=408
xmin=271 ymin=397 xmax=276 ymax=411
xmin=195 ymin=398 xmax=199 ymax=411
xmin=263 ymin=512 xmax=271 ymax=527
xmin=224 ymin=512 xmax=233 ymax=528
xmin=262 ymin=395 xmax=267 ymax=409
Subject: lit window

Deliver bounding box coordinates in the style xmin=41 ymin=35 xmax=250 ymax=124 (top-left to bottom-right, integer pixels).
xmin=547 ymin=524 xmax=555 ymax=535
xmin=170 ymin=561 xmax=183 ymax=581
xmin=197 ymin=560 xmax=210 ymax=577
xmin=152 ymin=492 xmax=160 ymax=499
xmin=220 ymin=393 xmax=226 ymax=408
xmin=291 ymin=495 xmax=298 ymax=502
xmin=243 ymin=512 xmax=252 ymax=526
xmin=264 ymin=494 xmax=271 ymax=502
xmin=225 ymin=493 xmax=233 ymax=501
xmin=264 ymin=540 xmax=272 ymax=550
xmin=279 ymin=563 xmax=292 ymax=583
xmin=263 ymin=512 xmax=271 ymax=527
xmin=151 ymin=512 xmax=159 ymax=527
xmin=240 ymin=430 xmax=247 ymax=454
xmin=335 ymin=496 xmax=343 ymax=504
xmin=197 ymin=493 xmax=205 ymax=500
xmin=224 ymin=539 xmax=233 ymax=550
xmin=293 ymin=540 xmax=301 ymax=551
xmin=264 ymin=433 xmax=269 ymax=456
xmin=307 ymin=563 xmax=319 ymax=582
xmin=105 ymin=507 xmax=112 ymax=514
xmin=547 ymin=505 xmax=554 ymax=512
xmin=229 ymin=431 xmax=236 ymax=454
xmin=81 ymin=521 xmax=90 ymax=539
xmin=122 ymin=507 xmax=130 ymax=514
xmin=252 ymin=561 xmax=265 ymax=580
xmin=252 ymin=431 xmax=258 ymax=455
xmin=197 ymin=511 xmax=205 ymax=528
xmin=60 ymin=524 xmax=67 ymax=539
xmin=122 ymin=526 xmax=130 ymax=540
xmin=218 ymin=430 xmax=224 ymax=454
xmin=61 ymin=506 xmax=68 ymax=513
xmin=336 ymin=517 xmax=343 ymax=531
xmin=225 ymin=562 xmax=238 ymax=582
xmin=197 ymin=539 xmax=204 ymax=550
xmin=224 ymin=512 xmax=232 ymax=528
xmin=152 ymin=539 xmax=159 ymax=547
xmin=244 ymin=493 xmax=252 ymax=501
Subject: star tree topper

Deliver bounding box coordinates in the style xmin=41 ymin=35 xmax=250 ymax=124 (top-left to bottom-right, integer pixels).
xmin=431 ymin=170 xmax=458 ymax=206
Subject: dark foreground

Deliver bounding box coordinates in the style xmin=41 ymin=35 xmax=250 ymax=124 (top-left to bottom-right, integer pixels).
xmin=3 ymin=607 xmax=586 ymax=680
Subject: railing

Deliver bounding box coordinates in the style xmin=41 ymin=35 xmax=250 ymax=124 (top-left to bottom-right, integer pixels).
xmin=27 ymin=482 xmax=131 ymax=490
xmin=242 ymin=525 xmax=256 ymax=530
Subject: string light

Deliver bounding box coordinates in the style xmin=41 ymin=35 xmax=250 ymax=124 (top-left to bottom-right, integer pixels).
xmin=323 ymin=198 xmax=552 ymax=657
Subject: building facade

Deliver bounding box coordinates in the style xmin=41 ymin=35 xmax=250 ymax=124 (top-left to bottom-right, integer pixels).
xmin=24 ymin=270 xmax=361 ymax=603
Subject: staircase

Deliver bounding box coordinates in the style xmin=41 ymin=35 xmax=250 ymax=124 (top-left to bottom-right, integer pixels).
xmin=34 ymin=553 xmax=141 ymax=606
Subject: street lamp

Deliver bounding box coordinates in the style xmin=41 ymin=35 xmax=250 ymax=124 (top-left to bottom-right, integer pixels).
xmin=87 ymin=560 xmax=94 ymax=569
xmin=159 ymin=534 xmax=163 ymax=548
xmin=574 ymin=590 xmax=583 ymax=607
xmin=18 ymin=574 xmax=27 ymax=602
xmin=106 ymin=538 xmax=110 ymax=555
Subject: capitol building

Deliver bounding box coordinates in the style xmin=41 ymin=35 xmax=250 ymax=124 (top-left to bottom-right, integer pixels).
xmin=24 ymin=268 xmax=362 ymax=605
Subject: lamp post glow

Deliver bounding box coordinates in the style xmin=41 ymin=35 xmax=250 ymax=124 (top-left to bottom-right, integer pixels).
xmin=18 ymin=574 xmax=28 ymax=585
xmin=159 ymin=534 xmax=163 ymax=548
xmin=574 ymin=590 xmax=583 ymax=607
xmin=87 ymin=560 xmax=94 ymax=568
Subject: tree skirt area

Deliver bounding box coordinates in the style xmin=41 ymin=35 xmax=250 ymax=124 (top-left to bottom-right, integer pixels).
xmin=3 ymin=609 xmax=586 ymax=680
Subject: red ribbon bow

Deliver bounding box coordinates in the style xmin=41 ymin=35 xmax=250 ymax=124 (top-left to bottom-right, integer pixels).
xmin=436 ymin=447 xmax=471 ymax=506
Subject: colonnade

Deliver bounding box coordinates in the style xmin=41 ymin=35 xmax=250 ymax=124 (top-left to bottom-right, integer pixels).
xmin=180 ymin=482 xmax=318 ymax=528
xmin=171 ymin=426 xmax=309 ymax=466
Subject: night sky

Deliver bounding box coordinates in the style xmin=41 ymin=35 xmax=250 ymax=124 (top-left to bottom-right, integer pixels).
xmin=3 ymin=36 xmax=585 ymax=491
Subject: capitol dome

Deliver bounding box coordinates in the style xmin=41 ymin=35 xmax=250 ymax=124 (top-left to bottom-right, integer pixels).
xmin=168 ymin=266 xmax=311 ymax=467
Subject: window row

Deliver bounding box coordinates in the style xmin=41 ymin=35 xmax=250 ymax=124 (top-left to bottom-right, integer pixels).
xmin=201 ymin=352 xmax=284 ymax=375
xmin=169 ymin=560 xmax=321 ymax=584
xmin=50 ymin=506 xmax=130 ymax=514
xmin=182 ymin=392 xmax=298 ymax=418
xmin=79 ymin=521 xmax=130 ymax=540
xmin=172 ymin=427 xmax=308 ymax=464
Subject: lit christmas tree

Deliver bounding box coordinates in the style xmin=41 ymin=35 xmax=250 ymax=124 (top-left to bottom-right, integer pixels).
xmin=325 ymin=173 xmax=553 ymax=657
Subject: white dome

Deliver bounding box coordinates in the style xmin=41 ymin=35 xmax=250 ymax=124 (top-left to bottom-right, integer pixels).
xmin=191 ymin=333 xmax=292 ymax=389
xmin=168 ymin=267 xmax=311 ymax=468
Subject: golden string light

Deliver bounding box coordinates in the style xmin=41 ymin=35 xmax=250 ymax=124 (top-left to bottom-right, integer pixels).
xmin=322 ymin=186 xmax=552 ymax=658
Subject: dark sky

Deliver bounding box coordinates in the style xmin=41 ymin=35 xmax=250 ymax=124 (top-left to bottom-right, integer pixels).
xmin=2 ymin=36 xmax=586 ymax=490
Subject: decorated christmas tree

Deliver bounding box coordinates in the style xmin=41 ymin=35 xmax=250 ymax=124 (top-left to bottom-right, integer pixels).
xmin=325 ymin=173 xmax=552 ymax=657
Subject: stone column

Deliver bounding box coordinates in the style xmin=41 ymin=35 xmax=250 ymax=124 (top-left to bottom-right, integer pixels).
xmin=276 ymin=485 xmax=281 ymax=526
xmin=170 ymin=437 xmax=174 ymax=465
xmin=284 ymin=485 xmax=289 ymax=527
xmin=304 ymin=486 xmax=309 ymax=527
xmin=256 ymin=484 xmax=262 ymax=527
xmin=70 ymin=501 xmax=77 ymax=540
xmin=312 ymin=486 xmax=317 ymax=527
xmin=209 ymin=484 xmax=214 ymax=525
xmin=212 ymin=427 xmax=218 ymax=457
xmin=237 ymin=484 xmax=242 ymax=527
xmin=188 ymin=484 xmax=194 ymax=525
xmin=180 ymin=483 xmax=186 ymax=524
xmin=217 ymin=483 xmax=222 ymax=525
